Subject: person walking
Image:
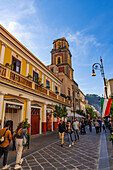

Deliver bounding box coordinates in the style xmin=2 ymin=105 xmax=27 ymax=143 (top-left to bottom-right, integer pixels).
xmin=14 ymin=123 xmax=27 ymax=169
xmin=66 ymin=121 xmax=74 ymax=147
xmin=102 ymin=121 xmax=106 ymax=132
xmin=0 ymin=121 xmax=12 ymax=169
xmin=81 ymin=119 xmax=86 ymax=134
xmin=94 ymin=120 xmax=100 ymax=134
xmin=73 ymin=119 xmax=79 ymax=141
xmin=88 ymin=120 xmax=92 ymax=132
xmin=58 ymin=120 xmax=65 ymax=147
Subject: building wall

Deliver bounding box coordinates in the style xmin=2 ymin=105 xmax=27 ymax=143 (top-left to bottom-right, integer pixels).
xmin=0 ymin=25 xmax=71 ymax=134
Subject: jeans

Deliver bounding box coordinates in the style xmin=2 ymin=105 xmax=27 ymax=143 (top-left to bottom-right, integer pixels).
xmin=0 ymin=145 xmax=9 ymax=166
xmin=67 ymin=132 xmax=73 ymax=145
xmin=74 ymin=129 xmax=79 ymax=140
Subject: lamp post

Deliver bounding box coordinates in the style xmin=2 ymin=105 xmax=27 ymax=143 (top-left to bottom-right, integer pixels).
xmin=92 ymin=56 xmax=108 ymax=99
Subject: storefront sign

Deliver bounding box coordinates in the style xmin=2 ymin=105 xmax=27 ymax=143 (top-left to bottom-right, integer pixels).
xmin=6 ymin=104 xmax=22 ymax=110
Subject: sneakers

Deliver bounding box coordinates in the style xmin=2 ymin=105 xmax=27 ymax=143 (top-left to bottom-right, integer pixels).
xmin=19 ymin=158 xmax=23 ymax=165
xmin=61 ymin=144 xmax=63 ymax=147
xmin=14 ymin=164 xmax=21 ymax=169
xmin=69 ymin=144 xmax=71 ymax=147
xmin=72 ymin=142 xmax=74 ymax=145
xmin=2 ymin=165 xmax=10 ymax=169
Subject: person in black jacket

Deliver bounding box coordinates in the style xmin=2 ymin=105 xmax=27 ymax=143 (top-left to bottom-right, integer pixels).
xmin=59 ymin=120 xmax=65 ymax=147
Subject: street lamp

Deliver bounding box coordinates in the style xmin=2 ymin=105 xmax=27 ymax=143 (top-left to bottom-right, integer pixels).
xmin=92 ymin=56 xmax=108 ymax=99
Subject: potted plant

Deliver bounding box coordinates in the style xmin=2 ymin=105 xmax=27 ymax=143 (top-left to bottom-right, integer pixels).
xmin=5 ymin=63 xmax=12 ymax=69
xmin=46 ymin=85 xmax=50 ymax=89
xmin=27 ymin=74 xmax=33 ymax=80
xmin=56 ymin=91 xmax=59 ymax=94
xmin=109 ymin=134 xmax=113 ymax=146
xmin=35 ymin=77 xmax=43 ymax=87
xmin=60 ymin=93 xmax=66 ymax=98
xmin=67 ymin=96 xmax=71 ymax=100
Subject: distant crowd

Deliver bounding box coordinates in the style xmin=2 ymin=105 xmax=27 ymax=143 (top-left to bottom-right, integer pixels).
xmin=58 ymin=117 xmax=107 ymax=147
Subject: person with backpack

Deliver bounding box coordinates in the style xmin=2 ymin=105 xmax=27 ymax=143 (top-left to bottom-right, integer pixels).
xmin=0 ymin=121 xmax=12 ymax=169
xmin=14 ymin=123 xmax=27 ymax=169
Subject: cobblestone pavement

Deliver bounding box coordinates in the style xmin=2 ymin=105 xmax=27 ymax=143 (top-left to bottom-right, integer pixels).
xmin=1 ymin=127 xmax=101 ymax=170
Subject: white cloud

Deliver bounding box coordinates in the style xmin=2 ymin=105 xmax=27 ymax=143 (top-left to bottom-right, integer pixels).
xmin=66 ymin=31 xmax=101 ymax=59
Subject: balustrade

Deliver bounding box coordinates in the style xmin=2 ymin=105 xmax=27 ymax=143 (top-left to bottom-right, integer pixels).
xmin=0 ymin=64 xmax=6 ymax=77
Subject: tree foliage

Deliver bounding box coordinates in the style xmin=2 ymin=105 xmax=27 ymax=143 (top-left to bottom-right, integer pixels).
xmin=85 ymin=105 xmax=97 ymax=119
xmin=54 ymin=104 xmax=68 ymax=118
xmin=76 ymin=110 xmax=85 ymax=117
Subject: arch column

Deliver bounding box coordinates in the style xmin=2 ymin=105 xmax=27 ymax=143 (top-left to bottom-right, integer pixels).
xmin=26 ymin=99 xmax=31 ymax=124
xmin=54 ymin=117 xmax=58 ymax=131
xmin=42 ymin=104 xmax=46 ymax=133
xmin=0 ymin=93 xmax=4 ymax=123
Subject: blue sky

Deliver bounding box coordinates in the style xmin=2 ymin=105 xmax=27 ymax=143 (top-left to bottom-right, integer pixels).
xmin=1 ymin=0 xmax=113 ymax=96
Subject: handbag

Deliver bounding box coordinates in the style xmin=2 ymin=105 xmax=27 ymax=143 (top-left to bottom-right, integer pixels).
xmin=0 ymin=129 xmax=8 ymax=144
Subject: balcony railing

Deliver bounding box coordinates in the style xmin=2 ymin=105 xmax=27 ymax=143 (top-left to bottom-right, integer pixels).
xmin=58 ymin=95 xmax=65 ymax=102
xmin=0 ymin=65 xmax=6 ymax=77
xmin=0 ymin=64 xmax=71 ymax=106
xmin=10 ymin=71 xmax=32 ymax=88
xmin=49 ymin=90 xmax=57 ymax=99
xmin=35 ymin=84 xmax=47 ymax=95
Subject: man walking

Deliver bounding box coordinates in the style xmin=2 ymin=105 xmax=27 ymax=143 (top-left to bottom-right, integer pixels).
xmin=0 ymin=122 xmax=12 ymax=169
xmin=73 ymin=119 xmax=79 ymax=141
xmin=58 ymin=120 xmax=65 ymax=147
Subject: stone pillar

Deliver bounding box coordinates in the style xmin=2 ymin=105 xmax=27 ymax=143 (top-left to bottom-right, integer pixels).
xmin=26 ymin=99 xmax=31 ymax=124
xmin=42 ymin=104 xmax=46 ymax=133
xmin=54 ymin=117 xmax=58 ymax=131
xmin=0 ymin=93 xmax=4 ymax=120
xmin=0 ymin=43 xmax=6 ymax=64
xmin=26 ymin=62 xmax=29 ymax=76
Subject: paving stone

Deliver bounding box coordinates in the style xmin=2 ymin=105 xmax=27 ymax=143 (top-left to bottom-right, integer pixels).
xmin=65 ymin=165 xmax=75 ymax=169
xmin=31 ymin=166 xmax=43 ymax=170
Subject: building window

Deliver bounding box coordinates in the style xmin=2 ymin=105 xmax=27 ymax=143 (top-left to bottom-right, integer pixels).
xmin=33 ymin=71 xmax=39 ymax=82
xmin=55 ymin=85 xmax=58 ymax=92
xmin=51 ymin=68 xmax=53 ymax=72
xmin=46 ymin=79 xmax=50 ymax=87
xmin=12 ymin=56 xmax=21 ymax=74
xmin=58 ymin=57 xmax=61 ymax=64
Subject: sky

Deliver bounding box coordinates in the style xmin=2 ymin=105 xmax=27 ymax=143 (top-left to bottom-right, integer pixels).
xmin=0 ymin=0 xmax=113 ymax=96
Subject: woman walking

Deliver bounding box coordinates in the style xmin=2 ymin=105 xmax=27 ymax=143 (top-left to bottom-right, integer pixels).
xmin=14 ymin=123 xmax=27 ymax=169
xmin=66 ymin=121 xmax=74 ymax=147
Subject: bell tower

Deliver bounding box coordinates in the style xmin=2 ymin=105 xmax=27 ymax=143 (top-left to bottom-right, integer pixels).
xmin=51 ymin=37 xmax=73 ymax=80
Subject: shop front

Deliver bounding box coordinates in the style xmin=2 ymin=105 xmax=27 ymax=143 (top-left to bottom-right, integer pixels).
xmin=2 ymin=98 xmax=24 ymax=132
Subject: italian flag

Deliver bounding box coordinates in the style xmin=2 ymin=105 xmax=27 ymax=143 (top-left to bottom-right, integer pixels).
xmin=101 ymin=98 xmax=113 ymax=117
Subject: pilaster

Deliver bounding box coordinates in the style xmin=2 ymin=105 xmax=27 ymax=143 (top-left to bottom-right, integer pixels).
xmin=0 ymin=43 xmax=6 ymax=64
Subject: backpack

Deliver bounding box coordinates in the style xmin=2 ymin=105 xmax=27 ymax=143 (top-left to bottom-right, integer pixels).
xmin=0 ymin=129 xmax=8 ymax=144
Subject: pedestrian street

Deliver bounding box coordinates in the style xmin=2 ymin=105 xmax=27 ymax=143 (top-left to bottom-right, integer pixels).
xmin=6 ymin=127 xmax=101 ymax=170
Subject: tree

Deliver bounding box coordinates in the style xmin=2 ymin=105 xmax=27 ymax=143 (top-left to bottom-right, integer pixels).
xmin=85 ymin=105 xmax=97 ymax=119
xmin=76 ymin=110 xmax=85 ymax=117
xmin=54 ymin=104 xmax=68 ymax=119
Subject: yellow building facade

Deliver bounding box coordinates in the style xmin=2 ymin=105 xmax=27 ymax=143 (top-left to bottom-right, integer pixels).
xmin=0 ymin=25 xmax=71 ymax=134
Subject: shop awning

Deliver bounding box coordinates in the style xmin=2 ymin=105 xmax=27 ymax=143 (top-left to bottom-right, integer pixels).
xmin=68 ymin=113 xmax=85 ymax=118
xmin=75 ymin=113 xmax=85 ymax=118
